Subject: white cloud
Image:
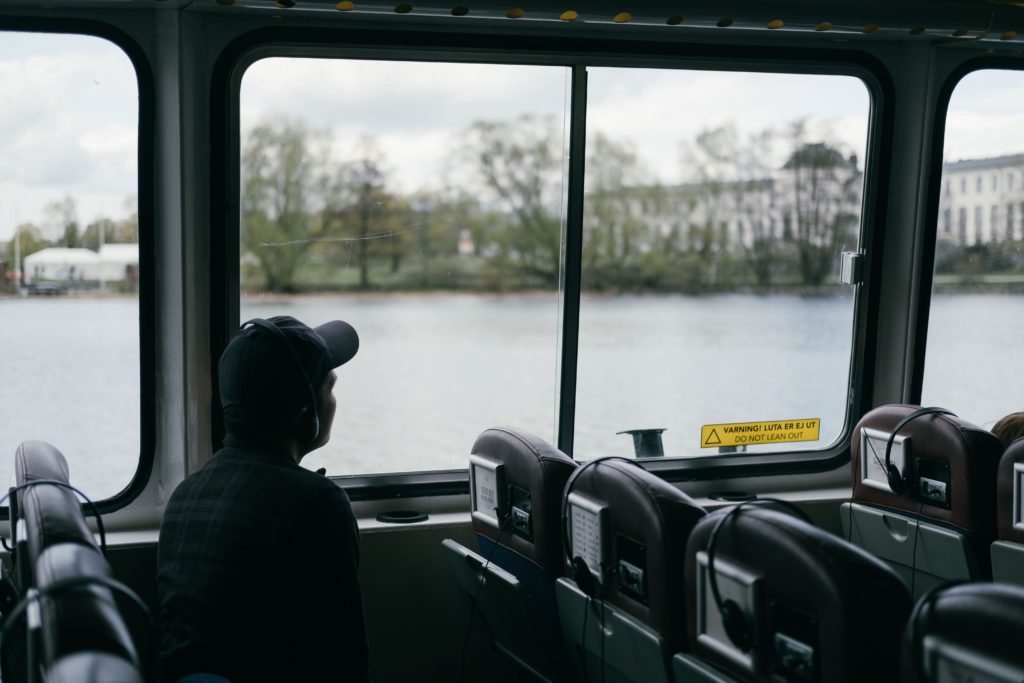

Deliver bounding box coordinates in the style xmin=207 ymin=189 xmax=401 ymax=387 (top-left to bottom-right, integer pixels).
xmin=0 ymin=33 xmax=137 ymax=241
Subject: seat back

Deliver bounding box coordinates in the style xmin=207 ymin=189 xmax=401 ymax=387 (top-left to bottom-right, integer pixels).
xmin=12 ymin=441 xmax=97 ymax=585
xmin=556 ymin=458 xmax=705 ymax=683
xmin=842 ymin=404 xmax=1002 ymax=597
xmin=992 ymin=437 xmax=1024 ymax=584
xmin=3 ymin=441 xmax=146 ymax=683
xmin=450 ymin=427 xmax=578 ymax=682
xmin=35 ymin=543 xmax=141 ymax=673
xmin=902 ymin=583 xmax=1024 ymax=682
xmin=679 ymin=505 xmax=911 ymax=683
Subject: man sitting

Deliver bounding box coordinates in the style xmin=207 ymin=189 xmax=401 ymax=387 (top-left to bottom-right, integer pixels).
xmin=158 ymin=316 xmax=367 ymax=682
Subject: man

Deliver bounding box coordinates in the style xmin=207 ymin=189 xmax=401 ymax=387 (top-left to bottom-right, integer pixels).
xmin=158 ymin=316 xmax=368 ymax=682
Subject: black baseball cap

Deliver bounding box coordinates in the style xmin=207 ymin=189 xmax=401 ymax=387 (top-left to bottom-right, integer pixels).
xmin=219 ymin=316 xmax=359 ymax=438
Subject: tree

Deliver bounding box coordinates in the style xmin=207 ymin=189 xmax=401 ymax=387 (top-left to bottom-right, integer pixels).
xmin=3 ymin=223 xmax=46 ymax=281
xmin=82 ymin=217 xmax=117 ymax=251
xmin=779 ymin=122 xmax=861 ymax=286
xmin=241 ymin=121 xmax=323 ymax=292
xmin=583 ymin=132 xmax=656 ymax=289
xmin=320 ymin=141 xmax=407 ymax=290
xmin=43 ymin=196 xmax=80 ymax=248
xmin=463 ymin=115 xmax=564 ymax=286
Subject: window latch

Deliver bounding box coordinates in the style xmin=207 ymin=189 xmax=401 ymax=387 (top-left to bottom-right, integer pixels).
xmin=840 ymin=251 xmax=864 ymax=285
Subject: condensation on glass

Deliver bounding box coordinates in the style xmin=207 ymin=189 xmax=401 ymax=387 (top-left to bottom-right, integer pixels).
xmin=575 ymin=68 xmax=870 ymax=459
xmin=0 ymin=33 xmax=140 ymax=498
xmin=239 ymin=58 xmax=569 ymax=474
xmin=922 ymin=69 xmax=1024 ymax=433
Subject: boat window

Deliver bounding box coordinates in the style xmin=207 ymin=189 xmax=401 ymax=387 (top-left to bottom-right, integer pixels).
xmin=0 ymin=32 xmax=139 ymax=499
xmin=576 ymin=68 xmax=870 ymax=459
xmin=239 ymin=58 xmax=568 ymax=475
xmin=922 ymin=69 xmax=1024 ymax=431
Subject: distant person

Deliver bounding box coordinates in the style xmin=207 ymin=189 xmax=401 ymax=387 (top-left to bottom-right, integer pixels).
xmin=993 ymin=411 xmax=1024 ymax=447
xmin=158 ymin=316 xmax=367 ymax=682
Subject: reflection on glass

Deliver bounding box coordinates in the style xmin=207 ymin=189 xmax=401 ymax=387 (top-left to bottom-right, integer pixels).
xmin=576 ymin=68 xmax=870 ymax=459
xmin=0 ymin=33 xmax=139 ymax=499
xmin=923 ymin=70 xmax=1024 ymax=429
xmin=239 ymin=59 xmax=569 ymax=474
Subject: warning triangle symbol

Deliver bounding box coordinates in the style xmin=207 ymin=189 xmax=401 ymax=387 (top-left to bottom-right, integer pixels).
xmin=704 ymin=429 xmax=721 ymax=446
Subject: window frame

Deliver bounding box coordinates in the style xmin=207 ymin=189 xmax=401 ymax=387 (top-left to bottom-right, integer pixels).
xmin=211 ymin=27 xmax=893 ymax=500
xmin=913 ymin=58 xmax=1024 ymax=404
xmin=0 ymin=18 xmax=156 ymax=515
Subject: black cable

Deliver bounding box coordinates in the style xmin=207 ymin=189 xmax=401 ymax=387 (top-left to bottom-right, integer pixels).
xmin=0 ymin=481 xmax=107 ymax=556
xmin=458 ymin=510 xmax=512 ymax=683
xmin=909 ymin=499 xmax=925 ymax=601
xmin=579 ymin=590 xmax=590 ymax=683
xmin=0 ymin=574 xmax=155 ymax=681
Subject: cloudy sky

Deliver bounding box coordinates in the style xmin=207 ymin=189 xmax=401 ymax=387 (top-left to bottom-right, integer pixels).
xmin=2 ymin=30 xmax=1023 ymax=243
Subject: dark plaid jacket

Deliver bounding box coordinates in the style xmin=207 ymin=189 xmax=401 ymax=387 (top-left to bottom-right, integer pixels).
xmin=157 ymin=446 xmax=368 ymax=682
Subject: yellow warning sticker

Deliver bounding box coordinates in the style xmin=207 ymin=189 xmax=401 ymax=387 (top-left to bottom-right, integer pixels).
xmin=701 ymin=419 xmax=821 ymax=448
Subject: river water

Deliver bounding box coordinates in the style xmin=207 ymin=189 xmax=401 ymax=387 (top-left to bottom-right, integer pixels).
xmin=1 ymin=292 xmax=1021 ymax=499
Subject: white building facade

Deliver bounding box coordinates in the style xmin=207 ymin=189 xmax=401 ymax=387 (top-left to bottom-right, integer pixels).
xmin=938 ymin=154 xmax=1024 ymax=246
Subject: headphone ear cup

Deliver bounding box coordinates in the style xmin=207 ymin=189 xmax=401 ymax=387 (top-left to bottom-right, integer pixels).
xmin=720 ymin=599 xmax=753 ymax=652
xmin=886 ymin=463 xmax=906 ymax=495
xmin=298 ymin=409 xmax=319 ymax=443
xmin=572 ymin=556 xmax=597 ymax=598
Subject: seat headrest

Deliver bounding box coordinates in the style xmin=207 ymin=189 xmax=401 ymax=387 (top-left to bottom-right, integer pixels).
xmin=903 ymin=582 xmax=1024 ymax=682
xmin=35 ymin=543 xmax=139 ymax=670
xmin=15 ymin=441 xmax=71 ymax=486
xmin=851 ymin=404 xmax=1002 ymax=537
xmin=469 ymin=427 xmax=577 ymax=575
xmin=13 ymin=443 xmax=96 ymax=568
xmin=44 ymin=651 xmax=143 ymax=683
xmin=997 ymin=437 xmax=1024 ymax=544
xmin=565 ymin=458 xmax=705 ymax=652
xmin=685 ymin=506 xmax=911 ymax=683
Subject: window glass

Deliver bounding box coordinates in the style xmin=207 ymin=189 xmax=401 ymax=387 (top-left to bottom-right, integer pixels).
xmin=239 ymin=58 xmax=568 ymax=475
xmin=576 ymin=68 xmax=870 ymax=458
xmin=0 ymin=33 xmax=139 ymax=499
xmin=923 ymin=69 xmax=1024 ymax=430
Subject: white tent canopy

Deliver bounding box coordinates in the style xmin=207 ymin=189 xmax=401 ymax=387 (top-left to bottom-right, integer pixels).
xmin=23 ymin=244 xmax=139 ymax=284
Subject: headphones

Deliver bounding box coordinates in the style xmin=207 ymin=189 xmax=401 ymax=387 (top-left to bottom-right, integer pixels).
xmin=2 ymin=480 xmax=107 ymax=556
xmin=560 ymin=456 xmax=638 ymax=596
xmin=240 ymin=319 xmax=320 ymax=443
xmin=705 ymin=498 xmax=813 ymax=653
xmin=883 ymin=407 xmax=956 ymax=496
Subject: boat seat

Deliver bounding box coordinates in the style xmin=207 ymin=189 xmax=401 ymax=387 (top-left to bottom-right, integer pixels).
xmin=34 ymin=543 xmax=140 ymax=670
xmin=901 ymin=582 xmax=1024 ymax=682
xmin=992 ymin=436 xmax=1024 ymax=584
xmin=45 ymin=652 xmax=143 ymax=683
xmin=443 ymin=426 xmax=578 ymax=682
xmin=555 ymin=457 xmax=705 ymax=683
xmin=676 ymin=504 xmax=911 ymax=683
xmin=12 ymin=441 xmax=98 ymax=586
xmin=840 ymin=404 xmax=1002 ymax=599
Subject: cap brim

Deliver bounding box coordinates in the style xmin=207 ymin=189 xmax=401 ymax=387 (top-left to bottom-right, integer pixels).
xmin=315 ymin=320 xmax=359 ymax=369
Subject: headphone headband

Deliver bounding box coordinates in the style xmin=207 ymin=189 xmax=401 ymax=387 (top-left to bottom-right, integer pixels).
xmin=705 ymin=498 xmax=814 ymax=653
xmin=239 ymin=318 xmax=320 ymax=443
xmin=883 ymin=406 xmax=956 ymax=496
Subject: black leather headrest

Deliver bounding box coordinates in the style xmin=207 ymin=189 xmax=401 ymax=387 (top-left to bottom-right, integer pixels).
xmin=902 ymin=582 xmax=1024 ymax=682
xmin=469 ymin=427 xmax=577 ymax=574
xmin=44 ymin=651 xmax=142 ymax=683
xmin=686 ymin=506 xmax=911 ymax=683
xmin=997 ymin=437 xmax=1024 ymax=544
xmin=15 ymin=440 xmax=71 ymax=486
xmin=851 ymin=404 xmax=1002 ymax=538
xmin=35 ymin=543 xmax=139 ymax=670
xmin=565 ymin=458 xmax=705 ymax=652
xmin=12 ymin=442 xmax=96 ymax=571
